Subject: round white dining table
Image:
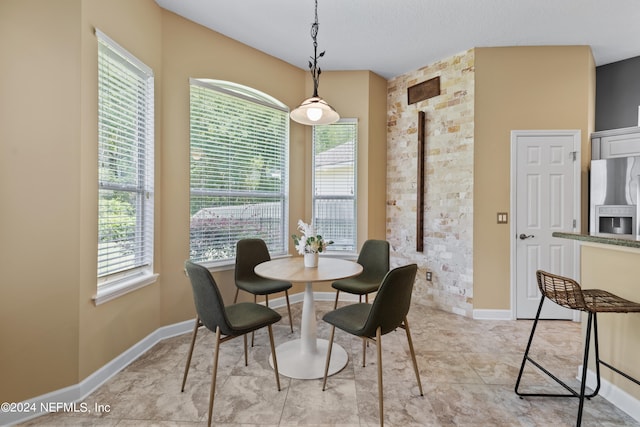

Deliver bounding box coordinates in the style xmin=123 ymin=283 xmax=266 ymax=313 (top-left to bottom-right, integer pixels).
xmin=254 ymin=256 xmax=363 ymax=379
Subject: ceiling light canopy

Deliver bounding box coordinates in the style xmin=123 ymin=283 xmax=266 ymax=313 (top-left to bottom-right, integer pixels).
xmin=290 ymin=0 xmax=339 ymax=126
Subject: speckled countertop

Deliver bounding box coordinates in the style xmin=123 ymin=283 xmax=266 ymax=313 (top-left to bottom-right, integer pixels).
xmin=552 ymin=232 xmax=640 ymax=249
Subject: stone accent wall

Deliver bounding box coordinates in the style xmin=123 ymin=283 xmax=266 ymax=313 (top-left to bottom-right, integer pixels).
xmin=387 ymin=49 xmax=474 ymax=317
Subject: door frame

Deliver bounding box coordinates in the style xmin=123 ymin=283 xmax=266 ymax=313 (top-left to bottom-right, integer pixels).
xmin=509 ymin=129 xmax=582 ymax=320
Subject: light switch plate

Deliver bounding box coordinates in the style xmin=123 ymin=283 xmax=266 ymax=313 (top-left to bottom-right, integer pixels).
xmin=497 ymin=212 xmax=508 ymax=224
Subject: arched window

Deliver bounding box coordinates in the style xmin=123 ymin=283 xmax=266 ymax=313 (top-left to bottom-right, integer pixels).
xmin=189 ymin=79 xmax=289 ymax=264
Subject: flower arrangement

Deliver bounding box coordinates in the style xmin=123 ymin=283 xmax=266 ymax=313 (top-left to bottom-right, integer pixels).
xmin=291 ymin=220 xmax=333 ymax=254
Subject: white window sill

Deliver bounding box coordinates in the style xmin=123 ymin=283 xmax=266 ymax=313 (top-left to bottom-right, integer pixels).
xmin=198 ymin=253 xmax=293 ymax=273
xmin=320 ymin=251 xmax=358 ymax=260
xmin=197 ymin=260 xmax=234 ymax=273
xmin=94 ymin=272 xmax=159 ymax=306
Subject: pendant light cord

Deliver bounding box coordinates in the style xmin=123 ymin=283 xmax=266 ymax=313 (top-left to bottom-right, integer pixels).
xmin=309 ymin=0 xmax=324 ymax=98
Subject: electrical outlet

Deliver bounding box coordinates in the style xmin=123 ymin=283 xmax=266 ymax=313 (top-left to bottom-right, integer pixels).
xmin=426 ymin=271 xmax=432 ymax=281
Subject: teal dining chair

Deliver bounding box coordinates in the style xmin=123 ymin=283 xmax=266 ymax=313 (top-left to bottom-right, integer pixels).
xmin=322 ymin=263 xmax=423 ymax=426
xmin=234 ymin=238 xmax=294 ymax=337
xmin=331 ymin=239 xmax=390 ymax=309
xmin=182 ymin=260 xmax=282 ymax=427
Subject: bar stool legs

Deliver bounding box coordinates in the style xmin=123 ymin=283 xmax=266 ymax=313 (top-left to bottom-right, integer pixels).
xmin=515 ymin=295 xmax=600 ymax=427
xmin=515 ymin=270 xmax=640 ymax=426
xmin=576 ymin=311 xmax=596 ymax=426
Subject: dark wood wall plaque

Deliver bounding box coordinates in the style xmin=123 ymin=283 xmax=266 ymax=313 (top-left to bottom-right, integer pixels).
xmin=408 ymin=76 xmax=440 ymax=105
xmin=417 ymin=111 xmax=425 ymax=252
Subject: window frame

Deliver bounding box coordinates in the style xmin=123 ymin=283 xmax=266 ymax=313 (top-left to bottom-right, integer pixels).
xmin=188 ymin=78 xmax=290 ymax=268
xmin=312 ymin=118 xmax=358 ymax=255
xmin=94 ymin=29 xmax=157 ymax=305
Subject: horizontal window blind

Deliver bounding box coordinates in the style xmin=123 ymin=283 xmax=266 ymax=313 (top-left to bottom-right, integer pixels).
xmin=189 ymin=80 xmax=288 ymax=263
xmin=97 ymin=30 xmax=154 ymax=281
xmin=313 ymin=119 xmax=357 ymax=252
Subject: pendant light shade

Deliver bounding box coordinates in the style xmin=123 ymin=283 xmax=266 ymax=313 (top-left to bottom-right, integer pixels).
xmin=290 ymin=96 xmax=339 ymax=125
xmin=290 ymin=0 xmax=340 ymax=126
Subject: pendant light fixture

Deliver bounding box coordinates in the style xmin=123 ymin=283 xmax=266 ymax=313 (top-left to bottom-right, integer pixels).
xmin=290 ymin=0 xmax=340 ymax=126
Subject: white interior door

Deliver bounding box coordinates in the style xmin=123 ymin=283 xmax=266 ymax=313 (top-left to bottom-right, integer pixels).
xmin=512 ymin=130 xmax=580 ymax=319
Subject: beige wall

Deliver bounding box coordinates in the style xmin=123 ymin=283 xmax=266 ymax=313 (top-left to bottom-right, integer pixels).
xmin=78 ymin=0 xmax=164 ymax=383
xmin=366 ymin=73 xmax=389 ymax=240
xmin=0 ymin=0 xmax=386 ymax=404
xmin=1 ymin=0 xmax=82 ymax=403
xmin=473 ymin=46 xmax=595 ymax=310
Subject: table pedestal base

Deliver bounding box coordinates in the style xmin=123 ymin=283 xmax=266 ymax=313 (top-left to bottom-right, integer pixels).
xmin=254 ymin=259 xmax=363 ymax=380
xmin=269 ymin=338 xmax=348 ymax=379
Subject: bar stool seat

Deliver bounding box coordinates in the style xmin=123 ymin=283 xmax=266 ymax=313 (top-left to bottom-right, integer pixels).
xmin=515 ymin=270 xmax=640 ymax=426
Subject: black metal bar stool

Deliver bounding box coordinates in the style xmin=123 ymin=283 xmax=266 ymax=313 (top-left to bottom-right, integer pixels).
xmin=515 ymin=270 xmax=640 ymax=426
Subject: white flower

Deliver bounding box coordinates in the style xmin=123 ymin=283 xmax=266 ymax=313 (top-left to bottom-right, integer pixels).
xmin=297 ymin=219 xmax=315 ymax=237
xmin=291 ymin=220 xmax=333 ymax=254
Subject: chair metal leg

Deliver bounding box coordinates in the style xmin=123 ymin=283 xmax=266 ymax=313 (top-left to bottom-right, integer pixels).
xmin=362 ymin=337 xmax=367 ymax=367
xmin=579 ymin=313 xmax=600 ymax=400
xmin=207 ymin=327 xmax=222 ymax=427
xmin=376 ymin=327 xmax=384 ymax=427
xmin=284 ymin=290 xmax=294 ymax=333
xmin=364 ymin=294 xmax=371 ymax=349
xmin=576 ymin=312 xmax=594 ymax=427
xmin=515 ymin=296 xmax=546 ymax=395
xmin=590 ymin=313 xmax=603 ymax=395
xmin=251 ymin=295 xmax=257 ymax=347
xmin=243 ymin=333 xmax=248 ymax=366
xmin=267 ymin=325 xmax=281 ymax=391
xmin=515 ymin=295 xmax=594 ymax=398
xmin=322 ymin=325 xmax=336 ymax=391
xmin=515 ymin=296 xmax=605 ymax=427
xmin=233 ymin=288 xmax=240 ymax=303
xmin=333 ymin=290 xmax=340 ymax=309
xmin=181 ymin=317 xmax=201 ymax=392
xmin=403 ymin=317 xmax=423 ymax=396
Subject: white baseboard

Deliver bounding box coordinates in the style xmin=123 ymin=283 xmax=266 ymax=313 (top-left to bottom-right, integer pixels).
xmin=472 ymin=309 xmax=513 ymax=320
xmin=11 ymin=299 xmax=636 ymax=426
xmin=1 ymin=291 xmax=357 ymax=426
xmin=0 ymin=319 xmax=194 ymax=426
xmin=582 ymin=366 xmax=640 ymax=423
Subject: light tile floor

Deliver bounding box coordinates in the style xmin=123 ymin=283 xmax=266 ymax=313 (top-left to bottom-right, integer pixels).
xmin=21 ymin=302 xmax=639 ymax=426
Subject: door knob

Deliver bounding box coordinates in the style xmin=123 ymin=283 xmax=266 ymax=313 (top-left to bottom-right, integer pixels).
xmin=519 ymin=233 xmax=534 ymax=240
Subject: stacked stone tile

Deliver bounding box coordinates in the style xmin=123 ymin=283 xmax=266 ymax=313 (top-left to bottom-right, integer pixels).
xmin=386 ymin=49 xmax=474 ymax=317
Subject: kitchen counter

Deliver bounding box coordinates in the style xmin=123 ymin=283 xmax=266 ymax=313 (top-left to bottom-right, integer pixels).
xmin=553 ymin=230 xmax=640 ymax=413
xmin=552 ymin=231 xmax=640 ymax=249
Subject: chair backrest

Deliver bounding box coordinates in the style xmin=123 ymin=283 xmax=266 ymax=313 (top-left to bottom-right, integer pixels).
xmin=356 ymin=239 xmax=390 ymax=282
xmin=536 ymin=270 xmax=586 ymax=310
xmin=185 ymin=260 xmax=233 ymax=335
xmin=235 ymin=238 xmax=271 ymax=282
xmin=361 ymin=264 xmax=417 ymax=336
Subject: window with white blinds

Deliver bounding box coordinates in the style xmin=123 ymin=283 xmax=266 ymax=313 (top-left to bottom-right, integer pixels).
xmin=189 ymin=79 xmax=288 ymax=264
xmin=312 ymin=119 xmax=357 ymax=252
xmin=97 ymin=30 xmax=155 ymax=286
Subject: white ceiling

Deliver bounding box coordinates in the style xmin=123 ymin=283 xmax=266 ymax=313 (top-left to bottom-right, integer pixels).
xmin=155 ymin=0 xmax=640 ymax=80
